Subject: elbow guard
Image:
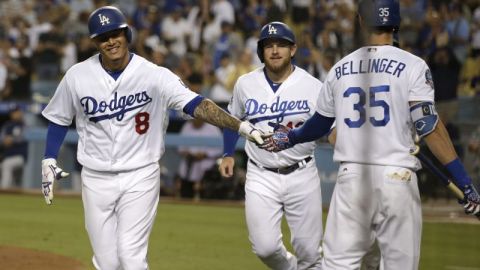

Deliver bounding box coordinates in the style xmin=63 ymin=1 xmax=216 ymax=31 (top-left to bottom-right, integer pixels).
xmin=410 ymin=101 xmax=438 ymax=139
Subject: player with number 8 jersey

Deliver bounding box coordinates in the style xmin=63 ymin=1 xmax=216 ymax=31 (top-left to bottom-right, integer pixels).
xmin=40 ymin=5 xmax=266 ymax=270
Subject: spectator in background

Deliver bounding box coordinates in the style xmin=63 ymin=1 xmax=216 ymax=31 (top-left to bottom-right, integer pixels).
xmin=399 ymin=0 xmax=426 ymax=47
xmin=175 ymin=73 xmax=222 ymax=200
xmin=428 ymin=46 xmax=461 ymax=125
xmin=444 ymin=2 xmax=470 ymax=64
xmin=175 ymin=117 xmax=223 ymax=200
xmin=0 ymin=106 xmax=27 ymax=189
xmin=32 ymin=21 xmax=65 ymax=80
xmin=5 ymin=35 xmax=33 ymax=101
xmin=212 ymin=21 xmax=243 ymax=70
xmin=209 ymin=52 xmax=235 ymax=106
xmin=0 ymin=50 xmax=8 ymax=100
xmin=162 ymin=4 xmax=191 ymax=57
xmin=417 ymin=10 xmax=449 ymax=58
xmin=290 ymin=0 xmax=313 ymax=38
xmin=225 ymin=48 xmax=256 ymax=91
xmin=211 ymin=0 xmax=235 ymax=26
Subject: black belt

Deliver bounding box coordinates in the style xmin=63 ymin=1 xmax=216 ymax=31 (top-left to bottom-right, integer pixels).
xmin=249 ymin=157 xmax=312 ymax=175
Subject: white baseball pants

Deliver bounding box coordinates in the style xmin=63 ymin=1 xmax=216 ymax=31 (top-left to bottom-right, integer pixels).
xmin=82 ymin=163 xmax=160 ymax=270
xmin=323 ymin=162 xmax=422 ymax=270
xmin=245 ymin=159 xmax=323 ymax=270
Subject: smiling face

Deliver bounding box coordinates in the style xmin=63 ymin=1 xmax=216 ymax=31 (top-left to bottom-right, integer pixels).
xmin=93 ymin=28 xmax=130 ymax=71
xmin=262 ymin=38 xmax=296 ymax=73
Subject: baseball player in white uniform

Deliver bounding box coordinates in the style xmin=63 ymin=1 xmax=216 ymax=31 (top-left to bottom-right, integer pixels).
xmin=40 ymin=6 xmax=265 ymax=270
xmin=261 ymin=1 xmax=480 ymax=270
xmin=219 ymin=22 xmax=323 ymax=270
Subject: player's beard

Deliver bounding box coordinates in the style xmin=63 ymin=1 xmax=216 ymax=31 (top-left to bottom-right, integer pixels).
xmin=264 ymin=57 xmax=291 ymax=74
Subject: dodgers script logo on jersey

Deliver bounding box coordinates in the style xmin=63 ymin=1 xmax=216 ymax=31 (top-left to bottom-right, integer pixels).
xmin=80 ymin=91 xmax=152 ymax=123
xmin=245 ymin=96 xmax=310 ymax=124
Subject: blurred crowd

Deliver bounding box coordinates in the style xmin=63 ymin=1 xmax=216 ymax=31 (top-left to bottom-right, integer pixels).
xmin=0 ymin=0 xmax=480 ymax=197
xmin=0 ymin=0 xmax=479 ymax=104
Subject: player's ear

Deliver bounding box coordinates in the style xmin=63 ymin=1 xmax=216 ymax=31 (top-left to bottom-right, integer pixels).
xmin=290 ymin=44 xmax=297 ymax=58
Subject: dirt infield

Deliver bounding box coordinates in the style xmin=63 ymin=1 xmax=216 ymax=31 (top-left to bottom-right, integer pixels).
xmin=0 ymin=246 xmax=86 ymax=270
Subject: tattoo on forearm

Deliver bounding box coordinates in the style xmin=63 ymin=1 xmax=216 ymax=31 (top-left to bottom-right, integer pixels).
xmin=194 ymin=99 xmax=240 ymax=130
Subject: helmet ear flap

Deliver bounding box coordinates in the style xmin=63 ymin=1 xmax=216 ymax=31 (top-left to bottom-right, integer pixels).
xmin=126 ymin=27 xmax=132 ymax=43
xmin=257 ymin=41 xmax=264 ymax=63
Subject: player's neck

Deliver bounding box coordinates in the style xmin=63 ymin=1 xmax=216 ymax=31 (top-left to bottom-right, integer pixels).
xmin=266 ymin=64 xmax=294 ymax=83
xmin=100 ymin=52 xmax=130 ymax=72
xmin=368 ymin=33 xmax=393 ymax=46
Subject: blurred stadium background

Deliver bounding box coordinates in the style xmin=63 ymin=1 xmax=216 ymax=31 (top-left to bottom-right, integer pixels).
xmin=0 ymin=0 xmax=479 ymax=269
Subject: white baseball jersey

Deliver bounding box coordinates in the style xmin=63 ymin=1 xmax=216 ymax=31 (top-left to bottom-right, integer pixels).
xmin=229 ymin=66 xmax=322 ymax=167
xmin=317 ymin=45 xmax=434 ymax=170
xmin=231 ymin=66 xmax=324 ymax=270
xmin=42 ymin=53 xmax=198 ymax=172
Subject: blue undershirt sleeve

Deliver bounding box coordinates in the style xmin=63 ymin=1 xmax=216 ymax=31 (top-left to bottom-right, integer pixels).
xmin=223 ymin=128 xmax=240 ymax=157
xmin=445 ymin=158 xmax=472 ymax=189
xmin=288 ymin=112 xmax=335 ymax=145
xmin=44 ymin=122 xmax=69 ymax=159
xmin=183 ymin=95 xmax=205 ymax=117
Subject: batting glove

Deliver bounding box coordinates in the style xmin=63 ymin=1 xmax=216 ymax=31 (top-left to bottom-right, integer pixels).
xmin=461 ymin=184 xmax=480 ymax=217
xmin=42 ymin=158 xmax=70 ymax=205
xmin=238 ymin=121 xmax=266 ymax=145
xmin=259 ymin=124 xmax=293 ymax=152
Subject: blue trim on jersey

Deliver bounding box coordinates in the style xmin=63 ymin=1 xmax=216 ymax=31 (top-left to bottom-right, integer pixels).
xmin=289 ymin=112 xmax=335 ymax=144
xmin=446 ymin=158 xmax=472 ymax=190
xmin=223 ymin=128 xmax=240 ymax=157
xmin=249 ymin=111 xmax=309 ymax=124
xmin=221 ymin=109 xmax=240 ymax=156
xmin=263 ymin=65 xmax=295 ymax=93
xmin=100 ymin=53 xmax=134 ymax=80
xmin=183 ymin=95 xmax=205 ymax=117
xmin=44 ymin=122 xmax=69 ymax=159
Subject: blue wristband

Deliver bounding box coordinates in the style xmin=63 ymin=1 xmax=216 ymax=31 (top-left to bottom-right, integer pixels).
xmin=44 ymin=122 xmax=68 ymax=159
xmin=445 ymin=158 xmax=472 ymax=189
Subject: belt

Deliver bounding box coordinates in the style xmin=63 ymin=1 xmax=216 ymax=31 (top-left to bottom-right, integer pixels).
xmin=249 ymin=157 xmax=312 ymax=175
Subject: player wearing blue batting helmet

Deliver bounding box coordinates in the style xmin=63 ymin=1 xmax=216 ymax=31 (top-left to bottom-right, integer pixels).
xmin=88 ymin=6 xmax=132 ymax=42
xmin=358 ymin=0 xmax=401 ymax=32
xmin=257 ymin=22 xmax=296 ymax=63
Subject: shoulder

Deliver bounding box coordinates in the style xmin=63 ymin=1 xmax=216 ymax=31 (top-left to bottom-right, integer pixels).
xmin=238 ymin=66 xmax=263 ymax=80
xmin=63 ymin=54 xmax=99 ymax=77
xmin=235 ymin=66 xmax=263 ymax=85
xmin=293 ymin=66 xmax=322 ymax=85
xmin=131 ymin=54 xmax=178 ymax=79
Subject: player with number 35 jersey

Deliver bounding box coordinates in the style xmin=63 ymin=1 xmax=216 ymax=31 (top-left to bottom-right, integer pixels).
xmin=261 ymin=0 xmax=480 ymax=269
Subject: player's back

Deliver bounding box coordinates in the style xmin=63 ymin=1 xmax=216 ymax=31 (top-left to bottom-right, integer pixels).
xmin=320 ymin=45 xmax=433 ymax=169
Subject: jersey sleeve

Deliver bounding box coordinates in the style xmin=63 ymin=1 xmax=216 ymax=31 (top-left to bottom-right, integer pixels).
xmin=315 ymin=74 xmax=335 ymax=117
xmin=161 ymin=69 xmax=199 ymax=111
xmin=42 ymin=74 xmax=76 ymax=126
xmin=408 ymin=60 xmax=435 ymax=102
xmin=227 ymin=78 xmax=245 ymax=119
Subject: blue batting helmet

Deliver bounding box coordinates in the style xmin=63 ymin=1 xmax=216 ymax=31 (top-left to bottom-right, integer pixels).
xmin=257 ymin=22 xmax=296 ymax=63
xmin=358 ymin=0 xmax=401 ymax=31
xmin=88 ymin=6 xmax=132 ymax=42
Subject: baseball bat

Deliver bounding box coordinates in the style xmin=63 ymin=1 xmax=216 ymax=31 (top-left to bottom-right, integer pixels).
xmin=410 ymin=145 xmax=465 ymax=200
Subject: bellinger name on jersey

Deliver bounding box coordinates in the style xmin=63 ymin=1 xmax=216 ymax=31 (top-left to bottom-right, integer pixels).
xmin=335 ymin=58 xmax=406 ymax=80
xmin=80 ymin=91 xmax=153 ymax=123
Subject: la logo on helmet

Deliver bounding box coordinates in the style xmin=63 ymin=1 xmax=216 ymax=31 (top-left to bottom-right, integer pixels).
xmin=268 ymin=25 xmax=277 ymax=35
xmin=98 ymin=13 xmax=110 ymax=25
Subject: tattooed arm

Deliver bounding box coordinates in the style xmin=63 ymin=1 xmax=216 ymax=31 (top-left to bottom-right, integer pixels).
xmin=193 ymin=99 xmax=240 ymax=131
xmin=193 ymin=99 xmax=265 ymax=144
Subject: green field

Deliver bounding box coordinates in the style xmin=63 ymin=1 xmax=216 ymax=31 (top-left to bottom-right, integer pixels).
xmin=0 ymin=194 xmax=479 ymax=269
